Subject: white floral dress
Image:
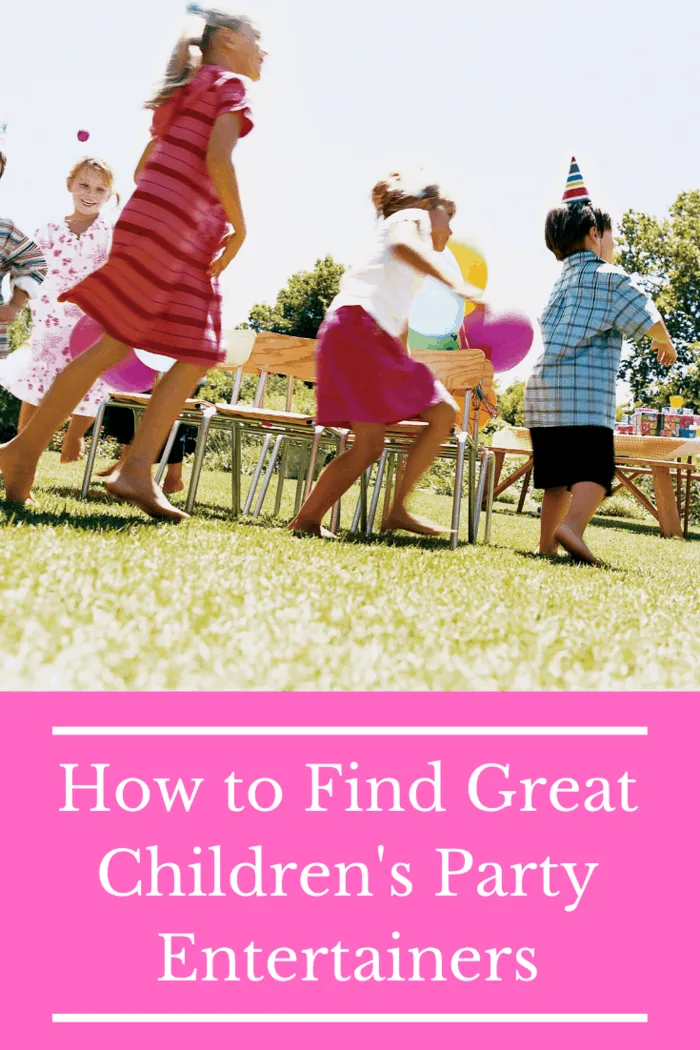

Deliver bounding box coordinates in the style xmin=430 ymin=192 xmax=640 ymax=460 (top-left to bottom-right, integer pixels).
xmin=0 ymin=217 xmax=113 ymax=416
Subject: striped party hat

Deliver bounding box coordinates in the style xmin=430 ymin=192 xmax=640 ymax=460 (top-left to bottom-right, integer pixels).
xmin=562 ymin=156 xmax=590 ymax=204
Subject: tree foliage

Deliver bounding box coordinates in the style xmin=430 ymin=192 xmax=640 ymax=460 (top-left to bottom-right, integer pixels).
xmin=245 ymin=255 xmax=345 ymax=338
xmin=616 ymin=191 xmax=700 ymax=408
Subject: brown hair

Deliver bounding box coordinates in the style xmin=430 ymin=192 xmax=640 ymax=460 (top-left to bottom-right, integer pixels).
xmin=371 ymin=172 xmax=456 ymax=220
xmin=144 ymin=8 xmax=255 ymax=110
xmin=68 ymin=157 xmax=120 ymax=206
xmin=0 ymin=151 xmax=5 ymax=180
xmin=545 ymin=201 xmax=612 ymax=261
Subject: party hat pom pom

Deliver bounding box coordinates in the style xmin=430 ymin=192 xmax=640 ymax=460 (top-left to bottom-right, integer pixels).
xmin=77 ymin=129 xmax=90 ymax=142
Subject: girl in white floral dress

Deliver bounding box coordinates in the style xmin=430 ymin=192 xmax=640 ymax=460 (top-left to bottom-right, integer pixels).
xmin=0 ymin=157 xmax=117 ymax=461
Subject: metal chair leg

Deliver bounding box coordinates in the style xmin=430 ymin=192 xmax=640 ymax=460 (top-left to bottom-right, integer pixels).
xmin=273 ymin=438 xmax=290 ymax=518
xmin=243 ymin=432 xmax=272 ymax=515
xmin=80 ymin=398 xmax=109 ymax=499
xmin=382 ymin=452 xmax=397 ymax=525
xmin=483 ymin=451 xmax=496 ymax=544
xmin=185 ymin=407 xmax=216 ymax=515
xmin=473 ymin=449 xmax=490 ymax=542
xmin=254 ymin=434 xmax=284 ymax=517
xmin=155 ymin=420 xmax=181 ymax=487
xmin=367 ymin=449 xmax=388 ymax=534
xmin=451 ymin=433 xmax=467 ymax=550
xmin=329 ymin=430 xmax=348 ymax=533
xmin=231 ymin=423 xmax=242 ymax=517
xmin=303 ymin=426 xmax=324 ymax=500
xmin=294 ymin=443 xmax=309 ymax=516
xmin=350 ymin=467 xmax=371 ymax=535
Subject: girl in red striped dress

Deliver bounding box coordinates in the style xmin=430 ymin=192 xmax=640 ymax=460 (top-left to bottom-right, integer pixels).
xmin=0 ymin=5 xmax=265 ymax=518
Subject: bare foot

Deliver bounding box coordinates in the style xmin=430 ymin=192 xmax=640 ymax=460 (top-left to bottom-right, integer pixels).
xmin=105 ymin=472 xmax=189 ymax=521
xmin=554 ymin=524 xmax=602 ymax=566
xmin=536 ymin=542 xmax=560 ymax=556
xmin=0 ymin=443 xmax=36 ymax=503
xmin=60 ymin=435 xmax=85 ymax=463
xmin=162 ymin=478 xmax=185 ymax=495
xmin=381 ymin=508 xmax=449 ymax=536
xmin=288 ymin=517 xmax=337 ymax=539
xmin=97 ymin=461 xmax=123 ymax=477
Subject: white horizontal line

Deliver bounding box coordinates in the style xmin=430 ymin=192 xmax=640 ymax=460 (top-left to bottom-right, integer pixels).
xmin=52 ymin=1013 xmax=648 ymax=1024
xmin=51 ymin=726 xmax=648 ymax=737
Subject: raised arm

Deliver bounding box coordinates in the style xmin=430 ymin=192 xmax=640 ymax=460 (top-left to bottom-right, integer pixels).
xmin=389 ymin=220 xmax=474 ymax=301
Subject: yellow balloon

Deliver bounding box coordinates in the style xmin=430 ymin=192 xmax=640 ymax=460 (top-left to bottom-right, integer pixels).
xmin=448 ymin=240 xmax=489 ymax=293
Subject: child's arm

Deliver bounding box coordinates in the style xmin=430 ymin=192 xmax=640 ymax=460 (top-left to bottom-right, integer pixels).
xmin=206 ymin=112 xmax=246 ymax=277
xmin=0 ymin=222 xmax=47 ymax=323
xmin=389 ymin=222 xmax=474 ymax=301
xmin=610 ymin=273 xmax=676 ymax=369
xmin=134 ymin=140 xmax=157 ymax=182
xmin=646 ymin=319 xmax=676 ymax=367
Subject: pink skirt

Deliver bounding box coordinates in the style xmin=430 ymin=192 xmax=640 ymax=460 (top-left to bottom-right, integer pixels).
xmin=315 ymin=306 xmax=447 ymax=428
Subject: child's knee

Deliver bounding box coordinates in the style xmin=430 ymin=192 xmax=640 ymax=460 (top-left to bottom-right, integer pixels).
xmin=361 ymin=434 xmax=386 ymax=464
xmin=435 ymin=397 xmax=458 ymax=431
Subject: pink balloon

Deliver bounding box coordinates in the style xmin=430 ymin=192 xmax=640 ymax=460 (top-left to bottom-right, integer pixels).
xmin=459 ymin=304 xmax=533 ymax=373
xmin=68 ymin=315 xmax=156 ymax=393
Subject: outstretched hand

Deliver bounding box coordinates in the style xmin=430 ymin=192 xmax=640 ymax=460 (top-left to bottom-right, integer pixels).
xmin=653 ymin=340 xmax=677 ymax=367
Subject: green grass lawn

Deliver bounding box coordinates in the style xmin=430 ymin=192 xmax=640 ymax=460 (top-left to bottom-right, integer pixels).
xmin=1 ymin=450 xmax=699 ymax=691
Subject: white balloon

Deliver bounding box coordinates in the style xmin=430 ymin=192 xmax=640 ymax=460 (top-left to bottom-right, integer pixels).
xmin=222 ymin=329 xmax=256 ymax=367
xmin=408 ymin=247 xmax=464 ymax=338
xmin=134 ymin=349 xmax=177 ymax=372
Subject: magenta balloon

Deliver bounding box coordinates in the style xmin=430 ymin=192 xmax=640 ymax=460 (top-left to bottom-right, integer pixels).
xmin=68 ymin=315 xmax=156 ymax=393
xmin=68 ymin=314 xmax=103 ymax=358
xmin=459 ymin=305 xmax=533 ymax=373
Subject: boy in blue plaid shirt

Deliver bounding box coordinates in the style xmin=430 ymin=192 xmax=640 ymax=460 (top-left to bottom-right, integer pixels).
xmin=524 ymin=158 xmax=676 ymax=565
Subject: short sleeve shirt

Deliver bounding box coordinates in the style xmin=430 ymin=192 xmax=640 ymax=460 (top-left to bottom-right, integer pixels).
xmin=329 ymin=208 xmax=433 ymax=339
xmin=524 ymin=251 xmax=661 ymax=429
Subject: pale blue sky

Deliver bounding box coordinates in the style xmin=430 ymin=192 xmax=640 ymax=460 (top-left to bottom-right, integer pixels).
xmin=1 ymin=0 xmax=698 ymax=385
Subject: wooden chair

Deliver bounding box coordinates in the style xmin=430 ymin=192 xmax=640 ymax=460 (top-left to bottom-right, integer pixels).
xmin=188 ymin=332 xmax=347 ymax=524
xmin=349 ymin=350 xmax=497 ymax=547
xmin=79 ymin=331 xmax=257 ymax=503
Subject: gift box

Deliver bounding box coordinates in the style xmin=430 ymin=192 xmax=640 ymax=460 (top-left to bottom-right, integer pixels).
xmin=633 ymin=408 xmax=660 ymax=436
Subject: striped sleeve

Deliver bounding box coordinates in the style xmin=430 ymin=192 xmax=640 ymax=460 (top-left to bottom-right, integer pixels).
xmin=1 ymin=219 xmax=47 ymax=299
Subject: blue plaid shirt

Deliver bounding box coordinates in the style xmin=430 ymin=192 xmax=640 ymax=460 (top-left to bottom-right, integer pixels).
xmin=524 ymin=251 xmax=661 ymax=429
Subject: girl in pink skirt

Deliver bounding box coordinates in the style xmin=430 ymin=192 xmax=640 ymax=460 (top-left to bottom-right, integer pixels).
xmin=290 ymin=172 xmax=474 ymax=538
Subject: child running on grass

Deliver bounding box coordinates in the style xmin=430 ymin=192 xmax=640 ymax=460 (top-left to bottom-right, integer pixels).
xmin=290 ymin=171 xmax=475 ymax=538
xmin=0 ymin=4 xmax=265 ymax=519
xmin=524 ymin=158 xmax=677 ymax=565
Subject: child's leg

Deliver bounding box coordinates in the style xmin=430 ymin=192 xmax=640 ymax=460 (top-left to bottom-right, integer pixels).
xmin=290 ymin=423 xmax=386 ymax=536
xmin=554 ymin=481 xmax=606 ymax=565
xmin=538 ymin=487 xmax=571 ymax=554
xmin=106 ymin=361 xmax=206 ymax=519
xmin=382 ymin=399 xmax=457 ymax=536
xmin=0 ymin=334 xmax=130 ymax=502
xmin=163 ymin=462 xmax=184 ymax=494
xmin=60 ymin=414 xmax=94 ymax=463
xmin=17 ymin=402 xmax=36 ymax=432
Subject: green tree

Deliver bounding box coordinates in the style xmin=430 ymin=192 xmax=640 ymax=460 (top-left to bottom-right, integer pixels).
xmin=497 ymin=379 xmax=525 ymax=426
xmin=246 ymin=255 xmax=345 ymax=338
xmin=616 ymin=191 xmax=700 ymax=408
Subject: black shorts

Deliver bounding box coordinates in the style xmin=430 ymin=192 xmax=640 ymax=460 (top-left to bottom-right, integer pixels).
xmin=529 ymin=425 xmax=614 ymax=496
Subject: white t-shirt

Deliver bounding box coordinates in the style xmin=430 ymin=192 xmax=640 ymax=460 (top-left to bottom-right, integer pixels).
xmin=329 ymin=208 xmax=432 ymax=338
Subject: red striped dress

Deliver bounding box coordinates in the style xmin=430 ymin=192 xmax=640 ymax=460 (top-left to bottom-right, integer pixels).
xmin=57 ymin=65 xmax=253 ymax=365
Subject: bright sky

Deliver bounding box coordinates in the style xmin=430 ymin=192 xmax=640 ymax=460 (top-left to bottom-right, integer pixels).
xmin=2 ymin=0 xmax=698 ymax=389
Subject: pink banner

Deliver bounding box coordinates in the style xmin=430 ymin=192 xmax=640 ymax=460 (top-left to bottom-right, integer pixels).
xmin=0 ymin=694 xmax=695 ymax=1048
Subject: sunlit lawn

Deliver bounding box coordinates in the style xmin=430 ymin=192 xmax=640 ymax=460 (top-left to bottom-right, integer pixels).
xmin=1 ymin=451 xmax=699 ymax=691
